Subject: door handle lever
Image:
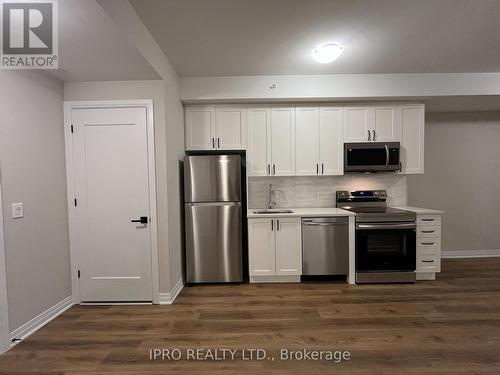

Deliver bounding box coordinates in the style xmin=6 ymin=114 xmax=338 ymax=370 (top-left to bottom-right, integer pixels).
xmin=131 ymin=216 xmax=148 ymax=224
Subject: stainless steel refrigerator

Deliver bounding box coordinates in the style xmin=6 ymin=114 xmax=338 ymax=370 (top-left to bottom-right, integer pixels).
xmin=184 ymin=154 xmax=243 ymax=283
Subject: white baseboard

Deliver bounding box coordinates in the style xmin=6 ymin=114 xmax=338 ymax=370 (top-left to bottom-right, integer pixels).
xmin=9 ymin=296 xmax=73 ymax=346
xmin=158 ymin=278 xmax=184 ymax=305
xmin=442 ymin=249 xmax=500 ymax=258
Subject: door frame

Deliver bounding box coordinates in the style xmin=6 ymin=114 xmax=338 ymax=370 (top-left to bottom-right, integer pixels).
xmin=0 ymin=177 xmax=11 ymax=353
xmin=63 ymin=100 xmax=160 ymax=304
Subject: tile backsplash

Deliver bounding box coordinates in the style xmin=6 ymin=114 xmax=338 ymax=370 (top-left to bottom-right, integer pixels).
xmin=248 ymin=175 xmax=407 ymax=209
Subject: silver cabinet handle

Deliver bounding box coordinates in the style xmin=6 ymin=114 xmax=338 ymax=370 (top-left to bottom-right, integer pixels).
xmin=421 ymin=230 xmax=435 ymax=233
xmin=273 ymin=164 xmax=276 ymax=175
xmin=217 ymin=138 xmax=220 ymax=148
xmin=421 ymin=219 xmax=434 ymax=222
xmin=271 ymin=219 xmax=273 ymax=231
xmin=422 ymin=260 xmax=435 ymax=263
xmin=373 ymin=130 xmax=376 ymax=141
xmin=421 ymin=242 xmax=435 ymax=245
xmin=212 ymin=138 xmax=215 ymax=148
xmin=316 ymin=164 xmax=319 ymax=174
xmin=321 ymin=163 xmax=324 ymax=174
xmin=267 ymin=164 xmax=270 ymax=175
xmin=277 ymin=219 xmax=280 ymax=231
xmin=367 ymin=130 xmax=371 ymax=141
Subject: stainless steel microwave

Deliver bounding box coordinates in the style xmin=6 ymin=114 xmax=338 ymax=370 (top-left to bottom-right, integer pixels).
xmin=344 ymin=142 xmax=401 ymax=173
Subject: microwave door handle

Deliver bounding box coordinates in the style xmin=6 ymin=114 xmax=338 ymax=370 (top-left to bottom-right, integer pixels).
xmin=385 ymin=144 xmax=389 ymax=166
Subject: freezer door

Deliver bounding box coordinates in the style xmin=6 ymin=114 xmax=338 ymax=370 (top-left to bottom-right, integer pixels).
xmin=185 ymin=202 xmax=243 ymax=283
xmin=184 ymin=155 xmax=241 ymax=202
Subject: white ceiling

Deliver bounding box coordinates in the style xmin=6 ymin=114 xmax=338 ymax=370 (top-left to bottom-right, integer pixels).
xmin=130 ymin=0 xmax=500 ymax=77
xmin=51 ymin=0 xmax=159 ymax=82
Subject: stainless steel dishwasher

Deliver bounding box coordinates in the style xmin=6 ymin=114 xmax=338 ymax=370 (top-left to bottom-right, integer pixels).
xmin=302 ymin=217 xmax=349 ymax=276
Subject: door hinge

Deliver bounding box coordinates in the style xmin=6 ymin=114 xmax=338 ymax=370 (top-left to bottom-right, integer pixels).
xmin=77 ymin=270 xmax=81 ymax=278
xmin=74 ymin=198 xmax=77 ymax=207
xmin=70 ymin=125 xmax=74 ymax=133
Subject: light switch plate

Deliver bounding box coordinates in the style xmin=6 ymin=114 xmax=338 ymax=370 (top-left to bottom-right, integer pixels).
xmin=12 ymin=202 xmax=23 ymax=219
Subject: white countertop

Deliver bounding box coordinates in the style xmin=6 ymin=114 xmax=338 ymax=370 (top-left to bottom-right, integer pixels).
xmin=247 ymin=207 xmax=356 ymax=218
xmin=395 ymin=206 xmax=444 ymax=215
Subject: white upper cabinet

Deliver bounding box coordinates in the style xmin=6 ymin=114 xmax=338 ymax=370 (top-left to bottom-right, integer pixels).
xmin=215 ymin=106 xmax=246 ymax=149
xmin=295 ymin=107 xmax=343 ymax=176
xmin=295 ymin=107 xmax=320 ymax=176
xmin=372 ymin=106 xmax=400 ymax=142
xmin=247 ymin=108 xmax=271 ymax=176
xmin=271 ymin=108 xmax=296 ymax=176
xmin=400 ymin=104 xmax=425 ymax=174
xmin=344 ymin=106 xmax=400 ymax=143
xmin=319 ymin=107 xmax=343 ymax=175
xmin=185 ymin=106 xmax=215 ymax=150
xmin=343 ymin=107 xmax=370 ymax=142
xmin=185 ymin=105 xmax=246 ymax=150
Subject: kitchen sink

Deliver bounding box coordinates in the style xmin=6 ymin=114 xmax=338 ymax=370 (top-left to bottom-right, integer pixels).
xmin=253 ymin=209 xmax=294 ymax=214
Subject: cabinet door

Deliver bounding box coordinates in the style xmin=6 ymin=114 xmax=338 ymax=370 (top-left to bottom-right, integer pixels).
xmin=319 ymin=107 xmax=343 ymax=175
xmin=215 ymin=106 xmax=246 ymax=150
xmin=185 ymin=106 xmax=215 ymax=150
xmin=400 ymin=104 xmax=425 ymax=174
xmin=248 ymin=218 xmax=275 ymax=276
xmin=271 ymin=108 xmax=296 ymax=176
xmin=247 ymin=108 xmax=271 ymax=176
xmin=275 ymin=218 xmax=302 ymax=275
xmin=295 ymin=107 xmax=319 ymax=176
xmin=372 ymin=106 xmax=400 ymax=142
xmin=343 ymin=107 xmax=370 ymax=142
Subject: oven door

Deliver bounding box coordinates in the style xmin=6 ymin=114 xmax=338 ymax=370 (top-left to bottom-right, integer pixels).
xmin=356 ymin=222 xmax=416 ymax=272
xmin=344 ymin=142 xmax=400 ymax=172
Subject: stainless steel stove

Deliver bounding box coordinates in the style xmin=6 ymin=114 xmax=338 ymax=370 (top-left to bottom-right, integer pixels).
xmin=336 ymin=190 xmax=417 ymax=284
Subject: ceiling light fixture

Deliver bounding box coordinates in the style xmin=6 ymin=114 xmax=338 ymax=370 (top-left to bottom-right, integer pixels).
xmin=311 ymin=43 xmax=344 ymax=64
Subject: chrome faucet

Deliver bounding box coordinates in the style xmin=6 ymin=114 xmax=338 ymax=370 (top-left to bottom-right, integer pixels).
xmin=267 ymin=184 xmax=277 ymax=209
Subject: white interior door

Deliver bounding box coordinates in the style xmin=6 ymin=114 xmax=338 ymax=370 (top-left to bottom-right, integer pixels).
xmin=72 ymin=107 xmax=153 ymax=302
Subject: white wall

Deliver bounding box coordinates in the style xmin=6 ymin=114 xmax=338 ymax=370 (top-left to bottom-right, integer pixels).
xmin=408 ymin=112 xmax=500 ymax=253
xmin=180 ymin=73 xmax=500 ymax=103
xmin=0 ymin=71 xmax=70 ymax=331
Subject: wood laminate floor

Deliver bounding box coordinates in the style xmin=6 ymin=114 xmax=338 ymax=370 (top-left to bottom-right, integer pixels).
xmin=1 ymin=258 xmax=500 ymax=374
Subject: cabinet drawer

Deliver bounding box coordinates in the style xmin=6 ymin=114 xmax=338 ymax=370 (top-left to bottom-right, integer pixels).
xmin=417 ymin=238 xmax=441 ymax=252
xmin=417 ymin=215 xmax=441 ymax=226
xmin=417 ymin=251 xmax=440 ymax=272
xmin=417 ymin=225 xmax=441 ymax=238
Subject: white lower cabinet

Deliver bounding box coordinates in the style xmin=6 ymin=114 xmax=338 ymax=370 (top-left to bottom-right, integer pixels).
xmin=248 ymin=217 xmax=302 ymax=282
xmin=416 ymin=214 xmax=442 ymax=280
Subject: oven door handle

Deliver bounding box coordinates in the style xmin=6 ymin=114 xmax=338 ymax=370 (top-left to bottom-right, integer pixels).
xmin=356 ymin=222 xmax=416 ymax=230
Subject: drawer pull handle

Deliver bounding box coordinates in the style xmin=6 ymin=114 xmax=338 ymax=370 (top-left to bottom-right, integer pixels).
xmin=421 ymin=219 xmax=434 ymax=222
xmin=421 ymin=230 xmax=435 ymax=233
xmin=421 ymin=242 xmax=435 ymax=245
xmin=422 ymin=260 xmax=435 ymax=263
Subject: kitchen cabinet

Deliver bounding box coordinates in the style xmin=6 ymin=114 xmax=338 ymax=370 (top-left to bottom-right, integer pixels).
xmin=343 ymin=106 xmax=400 ymax=143
xmin=185 ymin=106 xmax=215 ymax=150
xmin=247 ymin=107 xmax=295 ymax=176
xmin=248 ymin=217 xmax=301 ymax=281
xmin=400 ymin=104 xmax=425 ymax=174
xmin=247 ymin=108 xmax=271 ymax=176
xmin=185 ymin=105 xmax=246 ymax=150
xmin=416 ymin=214 xmax=441 ymax=280
xmin=295 ymin=107 xmax=343 ymax=175
xmin=271 ymin=108 xmax=296 ymax=176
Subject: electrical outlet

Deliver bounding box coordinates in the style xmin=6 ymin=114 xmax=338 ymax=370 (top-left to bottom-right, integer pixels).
xmin=12 ymin=202 xmax=23 ymax=219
